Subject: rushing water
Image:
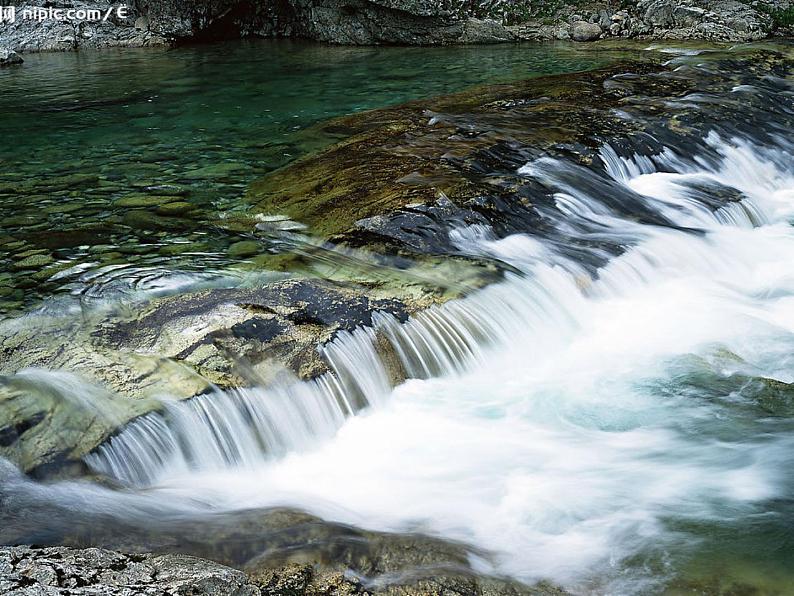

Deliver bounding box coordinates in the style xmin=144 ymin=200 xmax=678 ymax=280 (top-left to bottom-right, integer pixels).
xmin=66 ymin=131 xmax=793 ymax=594
xmin=2 ymin=41 xmax=794 ymax=595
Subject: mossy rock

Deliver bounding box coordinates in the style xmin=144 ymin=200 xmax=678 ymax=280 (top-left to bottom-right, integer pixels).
xmin=10 ymin=254 xmax=54 ymax=271
xmin=156 ymin=201 xmax=196 ymax=216
xmin=246 ymin=61 xmax=670 ymax=240
xmin=227 ymin=240 xmax=261 ymax=258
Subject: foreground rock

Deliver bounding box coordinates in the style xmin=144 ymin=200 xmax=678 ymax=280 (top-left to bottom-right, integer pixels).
xmin=0 ymin=546 xmax=261 ymax=595
xmin=0 ymin=276 xmax=452 ymax=476
xmin=0 ymin=531 xmax=566 ymax=595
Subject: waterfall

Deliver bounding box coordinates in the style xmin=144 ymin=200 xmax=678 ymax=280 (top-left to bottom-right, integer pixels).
xmin=4 ymin=124 xmax=790 ymax=595
xmin=86 ymin=282 xmax=536 ymax=487
xmin=85 ymin=132 xmax=794 ymax=491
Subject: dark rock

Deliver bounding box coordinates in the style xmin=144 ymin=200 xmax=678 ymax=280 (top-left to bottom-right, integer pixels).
xmin=0 ymin=47 xmax=23 ymax=66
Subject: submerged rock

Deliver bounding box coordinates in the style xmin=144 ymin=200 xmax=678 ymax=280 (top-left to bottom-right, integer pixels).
xmin=227 ymin=240 xmax=261 ymax=258
xmin=10 ymin=254 xmax=53 ymax=271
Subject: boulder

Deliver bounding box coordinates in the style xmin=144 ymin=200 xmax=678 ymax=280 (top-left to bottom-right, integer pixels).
xmin=643 ymin=0 xmax=675 ymax=27
xmin=637 ymin=0 xmax=773 ymax=41
xmin=458 ymin=18 xmax=515 ymax=43
xmin=0 ymin=47 xmax=22 ymax=66
xmin=571 ymin=20 xmax=602 ymax=41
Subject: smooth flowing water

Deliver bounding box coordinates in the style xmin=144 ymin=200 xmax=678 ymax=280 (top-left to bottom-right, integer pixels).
xmin=2 ymin=41 xmax=794 ymax=595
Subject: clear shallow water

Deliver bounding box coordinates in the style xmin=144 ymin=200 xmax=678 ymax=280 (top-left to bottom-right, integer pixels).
xmin=0 ymin=39 xmax=628 ymax=315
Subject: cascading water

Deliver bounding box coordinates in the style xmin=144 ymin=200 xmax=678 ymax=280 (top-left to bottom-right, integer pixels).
xmin=3 ymin=47 xmax=794 ymax=595
xmin=72 ymin=128 xmax=794 ymax=593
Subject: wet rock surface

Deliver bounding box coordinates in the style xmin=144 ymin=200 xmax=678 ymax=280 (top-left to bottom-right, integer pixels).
xmin=0 ymin=503 xmax=568 ymax=595
xmin=0 ymin=276 xmax=437 ymax=475
xmin=0 ymin=546 xmax=261 ymax=595
xmin=0 ymin=542 xmax=566 ymax=595
xmin=248 ymin=45 xmax=793 ymax=269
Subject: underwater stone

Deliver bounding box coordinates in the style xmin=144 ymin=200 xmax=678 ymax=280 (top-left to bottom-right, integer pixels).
xmin=10 ymin=254 xmax=54 ymax=271
xmin=228 ymin=240 xmax=260 ymax=258
xmin=156 ymin=201 xmax=196 ymax=216
xmin=114 ymin=194 xmax=179 ymax=208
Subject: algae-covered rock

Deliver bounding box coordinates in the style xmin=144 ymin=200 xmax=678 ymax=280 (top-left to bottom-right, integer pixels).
xmin=227 ymin=240 xmax=261 ymax=258
xmin=10 ymin=254 xmax=54 ymax=271
xmin=114 ymin=194 xmax=181 ymax=208
xmin=246 ymin=61 xmax=663 ymax=245
xmin=156 ymin=201 xmax=196 ymax=216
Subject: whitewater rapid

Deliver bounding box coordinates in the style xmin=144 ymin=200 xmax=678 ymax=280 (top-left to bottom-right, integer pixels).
xmin=3 ymin=131 xmax=794 ymax=594
xmin=62 ymin=133 xmax=793 ymax=592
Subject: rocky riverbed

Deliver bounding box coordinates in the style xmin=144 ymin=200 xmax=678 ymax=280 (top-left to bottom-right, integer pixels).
xmin=1 ymin=0 xmax=793 ymax=56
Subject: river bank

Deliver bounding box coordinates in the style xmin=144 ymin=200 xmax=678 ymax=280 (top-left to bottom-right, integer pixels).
xmin=0 ymin=0 xmax=793 ymax=57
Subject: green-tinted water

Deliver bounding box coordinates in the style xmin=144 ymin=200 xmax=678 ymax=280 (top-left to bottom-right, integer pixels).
xmin=0 ymin=39 xmax=638 ymax=315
